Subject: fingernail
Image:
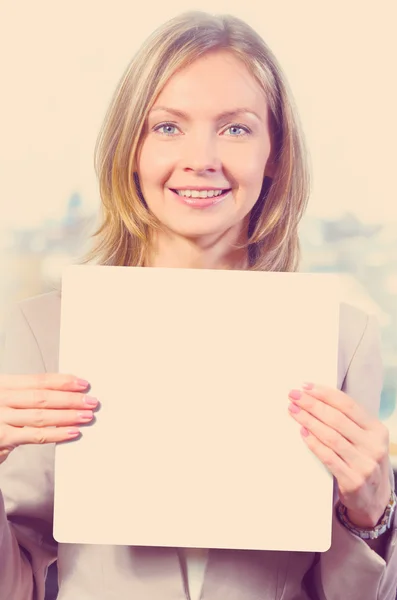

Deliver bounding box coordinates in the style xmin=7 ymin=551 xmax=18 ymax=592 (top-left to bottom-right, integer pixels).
xmin=302 ymin=382 xmax=314 ymax=390
xmin=288 ymin=402 xmax=301 ymax=414
xmin=84 ymin=396 xmax=98 ymax=407
xmin=288 ymin=389 xmax=302 ymax=401
xmin=78 ymin=411 xmax=94 ymax=422
xmin=301 ymin=427 xmax=310 ymax=437
xmin=76 ymin=378 xmax=90 ymax=389
xmin=67 ymin=428 xmax=81 ymax=437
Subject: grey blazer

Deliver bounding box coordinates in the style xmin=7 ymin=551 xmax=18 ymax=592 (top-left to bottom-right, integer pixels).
xmin=0 ymin=291 xmax=397 ymax=600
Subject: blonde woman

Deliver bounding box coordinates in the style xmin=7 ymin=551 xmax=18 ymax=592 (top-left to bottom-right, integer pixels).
xmin=0 ymin=11 xmax=396 ymax=600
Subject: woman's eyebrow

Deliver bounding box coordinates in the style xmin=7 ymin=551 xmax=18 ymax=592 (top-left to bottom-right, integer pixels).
xmin=149 ymin=106 xmax=263 ymax=122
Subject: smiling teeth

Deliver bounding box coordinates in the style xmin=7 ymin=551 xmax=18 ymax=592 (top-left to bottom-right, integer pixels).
xmin=176 ymin=189 xmax=225 ymax=198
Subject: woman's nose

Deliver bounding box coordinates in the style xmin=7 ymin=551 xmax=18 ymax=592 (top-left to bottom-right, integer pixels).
xmin=181 ymin=135 xmax=221 ymax=173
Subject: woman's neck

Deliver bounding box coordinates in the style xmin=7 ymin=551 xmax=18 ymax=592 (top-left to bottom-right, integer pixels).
xmin=145 ymin=229 xmax=249 ymax=271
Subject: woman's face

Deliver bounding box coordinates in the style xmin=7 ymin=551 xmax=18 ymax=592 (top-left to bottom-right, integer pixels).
xmin=137 ymin=50 xmax=274 ymax=242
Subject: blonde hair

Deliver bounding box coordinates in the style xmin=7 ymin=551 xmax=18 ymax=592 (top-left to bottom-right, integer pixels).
xmin=83 ymin=10 xmax=310 ymax=271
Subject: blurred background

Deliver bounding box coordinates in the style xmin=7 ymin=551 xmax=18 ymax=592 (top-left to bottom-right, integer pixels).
xmin=0 ymin=5 xmax=396 ymax=446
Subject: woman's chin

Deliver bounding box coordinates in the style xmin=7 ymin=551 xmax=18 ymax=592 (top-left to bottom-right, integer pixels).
xmin=160 ymin=218 xmax=236 ymax=241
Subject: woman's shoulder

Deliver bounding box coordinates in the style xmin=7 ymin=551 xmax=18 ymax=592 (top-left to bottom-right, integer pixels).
xmin=339 ymin=301 xmax=379 ymax=346
xmin=3 ymin=291 xmax=63 ymax=374
xmin=339 ymin=301 xmax=369 ymax=332
xmin=18 ymin=289 xmax=62 ymax=322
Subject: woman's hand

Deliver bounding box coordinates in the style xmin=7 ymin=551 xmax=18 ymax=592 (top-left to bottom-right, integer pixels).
xmin=288 ymin=383 xmax=391 ymax=528
xmin=0 ymin=373 xmax=98 ymax=466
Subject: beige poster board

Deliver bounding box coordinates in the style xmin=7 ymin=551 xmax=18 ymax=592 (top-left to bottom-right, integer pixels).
xmin=54 ymin=265 xmax=339 ymax=551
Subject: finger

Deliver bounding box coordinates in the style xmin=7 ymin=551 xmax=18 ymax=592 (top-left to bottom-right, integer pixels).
xmin=298 ymin=426 xmax=373 ymax=495
xmin=6 ymin=425 xmax=82 ymax=446
xmin=296 ymin=383 xmax=375 ymax=429
xmin=0 ymin=389 xmax=98 ymax=410
xmin=1 ymin=407 xmax=95 ymax=427
xmin=301 ymin=425 xmax=392 ymax=521
xmin=0 ymin=373 xmax=90 ymax=392
xmin=288 ymin=403 xmax=362 ymax=467
xmin=289 ymin=390 xmax=366 ymax=446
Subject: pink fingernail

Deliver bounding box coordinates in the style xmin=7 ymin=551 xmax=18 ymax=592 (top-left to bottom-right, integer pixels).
xmin=289 ymin=389 xmax=302 ymax=401
xmin=76 ymin=378 xmax=90 ymax=389
xmin=302 ymin=382 xmax=314 ymax=390
xmin=301 ymin=427 xmax=310 ymax=437
xmin=288 ymin=402 xmax=301 ymax=414
xmin=67 ymin=428 xmax=80 ymax=437
xmin=84 ymin=396 xmax=98 ymax=407
xmin=78 ymin=411 xmax=93 ymax=422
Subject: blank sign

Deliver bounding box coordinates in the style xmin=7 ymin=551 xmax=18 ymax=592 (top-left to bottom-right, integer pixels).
xmin=54 ymin=266 xmax=339 ymax=552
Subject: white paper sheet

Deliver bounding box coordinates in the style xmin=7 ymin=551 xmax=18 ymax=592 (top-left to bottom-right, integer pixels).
xmin=54 ymin=265 xmax=340 ymax=551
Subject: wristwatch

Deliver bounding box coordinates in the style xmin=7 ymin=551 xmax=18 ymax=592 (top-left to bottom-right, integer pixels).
xmin=337 ymin=490 xmax=397 ymax=540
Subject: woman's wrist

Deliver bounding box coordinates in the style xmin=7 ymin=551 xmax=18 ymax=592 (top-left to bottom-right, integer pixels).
xmin=345 ymin=487 xmax=392 ymax=528
xmin=346 ymin=507 xmax=384 ymax=529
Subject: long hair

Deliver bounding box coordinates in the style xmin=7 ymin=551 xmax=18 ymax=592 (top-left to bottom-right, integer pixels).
xmin=82 ymin=11 xmax=310 ymax=271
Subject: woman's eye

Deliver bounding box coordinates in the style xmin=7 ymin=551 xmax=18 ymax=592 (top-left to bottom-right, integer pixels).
xmin=154 ymin=123 xmax=180 ymax=136
xmin=153 ymin=122 xmax=250 ymax=137
xmin=224 ymin=124 xmax=250 ymax=136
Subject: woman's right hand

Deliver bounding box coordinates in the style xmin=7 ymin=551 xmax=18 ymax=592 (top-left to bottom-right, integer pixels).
xmin=0 ymin=373 xmax=98 ymax=465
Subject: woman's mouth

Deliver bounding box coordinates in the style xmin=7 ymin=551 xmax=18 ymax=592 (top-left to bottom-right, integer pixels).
xmin=169 ymin=188 xmax=232 ymax=208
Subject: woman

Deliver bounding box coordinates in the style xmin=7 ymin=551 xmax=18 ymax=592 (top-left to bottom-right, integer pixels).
xmin=0 ymin=10 xmax=396 ymax=600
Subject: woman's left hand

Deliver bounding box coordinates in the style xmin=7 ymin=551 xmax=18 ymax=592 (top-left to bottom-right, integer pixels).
xmin=288 ymin=383 xmax=391 ymax=528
